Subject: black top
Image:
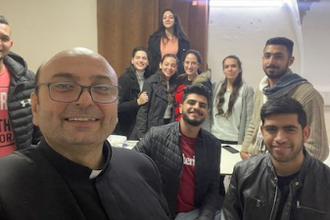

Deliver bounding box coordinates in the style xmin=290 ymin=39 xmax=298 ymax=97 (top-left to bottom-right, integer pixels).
xmin=114 ymin=65 xmax=142 ymax=138
xmin=42 ymin=143 xmax=111 ymax=220
xmin=0 ymin=139 xmax=170 ymax=220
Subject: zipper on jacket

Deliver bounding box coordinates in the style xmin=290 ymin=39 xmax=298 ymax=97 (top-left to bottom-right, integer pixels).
xmin=269 ymin=181 xmax=278 ymax=220
xmin=296 ymin=200 xmax=326 ymax=214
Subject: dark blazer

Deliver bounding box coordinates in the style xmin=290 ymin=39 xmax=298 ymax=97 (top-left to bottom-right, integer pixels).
xmin=147 ymin=32 xmax=190 ymax=77
xmin=114 ymin=65 xmax=142 ymax=138
xmin=0 ymin=139 xmax=170 ymax=220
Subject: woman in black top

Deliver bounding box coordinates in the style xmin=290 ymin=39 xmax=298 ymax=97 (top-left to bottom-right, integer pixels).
xmin=114 ymin=46 xmax=149 ymax=139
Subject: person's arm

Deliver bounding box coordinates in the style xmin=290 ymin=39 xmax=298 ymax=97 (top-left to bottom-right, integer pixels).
xmin=222 ymin=166 xmax=244 ymax=220
xmin=147 ymin=34 xmax=160 ymax=78
xmin=139 ymin=153 xmax=170 ymax=219
xmin=117 ymin=74 xmax=140 ymax=113
xmin=240 ymin=89 xmax=262 ymax=160
xmin=300 ymin=89 xmax=329 ymax=161
xmin=244 ymin=85 xmax=255 ymax=136
xmin=240 ymin=116 xmax=255 ymax=160
xmin=133 ymin=126 xmax=158 ymax=159
xmin=134 ymin=82 xmax=152 ymax=140
xmin=198 ymin=139 xmax=223 ymax=220
xmin=237 ymin=85 xmax=255 ymax=152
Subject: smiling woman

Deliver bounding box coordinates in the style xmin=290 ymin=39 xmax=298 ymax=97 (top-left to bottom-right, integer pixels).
xmin=147 ymin=8 xmax=190 ymax=77
xmin=114 ymin=46 xmax=150 ymax=139
xmin=132 ymin=54 xmax=179 ymax=140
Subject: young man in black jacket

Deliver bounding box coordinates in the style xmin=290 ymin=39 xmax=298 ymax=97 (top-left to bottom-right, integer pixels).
xmin=134 ymin=84 xmax=223 ymax=220
xmin=0 ymin=15 xmax=42 ymax=157
xmin=223 ymin=97 xmax=330 ymax=219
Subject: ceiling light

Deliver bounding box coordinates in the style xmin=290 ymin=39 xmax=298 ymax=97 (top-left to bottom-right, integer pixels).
xmin=210 ymin=0 xmax=284 ymax=7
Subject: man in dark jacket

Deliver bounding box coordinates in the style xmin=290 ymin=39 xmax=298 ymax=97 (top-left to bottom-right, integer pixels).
xmin=223 ymin=97 xmax=330 ymax=219
xmin=0 ymin=47 xmax=170 ymax=220
xmin=134 ymin=84 xmax=223 ymax=220
xmin=0 ymin=15 xmax=42 ymax=157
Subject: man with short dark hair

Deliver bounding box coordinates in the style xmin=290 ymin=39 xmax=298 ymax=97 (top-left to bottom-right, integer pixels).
xmin=0 ymin=47 xmax=169 ymax=220
xmin=0 ymin=15 xmax=42 ymax=157
xmin=241 ymin=37 xmax=329 ymax=161
xmin=223 ymin=97 xmax=330 ymax=219
xmin=134 ymin=84 xmax=223 ymax=220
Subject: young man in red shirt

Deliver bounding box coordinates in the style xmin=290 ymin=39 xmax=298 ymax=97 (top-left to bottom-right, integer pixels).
xmin=135 ymin=84 xmax=223 ymax=220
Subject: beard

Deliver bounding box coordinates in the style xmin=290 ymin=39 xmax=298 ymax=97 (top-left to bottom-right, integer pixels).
xmin=263 ymin=61 xmax=290 ymax=80
xmin=182 ymin=111 xmax=205 ymax=127
xmin=265 ymin=69 xmax=286 ymax=80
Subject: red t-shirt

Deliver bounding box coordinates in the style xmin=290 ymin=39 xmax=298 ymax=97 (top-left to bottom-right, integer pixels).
xmin=176 ymin=133 xmax=196 ymax=213
xmin=0 ymin=67 xmax=17 ymax=157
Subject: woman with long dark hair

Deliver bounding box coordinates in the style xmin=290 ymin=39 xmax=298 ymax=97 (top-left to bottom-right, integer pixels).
xmin=114 ymin=46 xmax=150 ymax=139
xmin=211 ymin=55 xmax=254 ymax=144
xmin=147 ymin=8 xmax=189 ymax=77
xmin=132 ymin=54 xmax=178 ymax=140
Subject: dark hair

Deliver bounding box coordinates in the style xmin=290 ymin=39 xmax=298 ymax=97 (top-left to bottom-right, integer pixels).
xmin=131 ymin=46 xmax=149 ymax=59
xmin=0 ymin=15 xmax=9 ymax=25
xmin=261 ymin=97 xmax=307 ymax=128
xmin=182 ymin=49 xmax=203 ymax=74
xmin=182 ymin=84 xmax=212 ymax=109
xmin=216 ymin=55 xmax=243 ymax=117
xmin=265 ymin=37 xmax=294 ymax=57
xmin=157 ymin=8 xmax=189 ymax=42
xmin=159 ymin=54 xmax=179 ymax=103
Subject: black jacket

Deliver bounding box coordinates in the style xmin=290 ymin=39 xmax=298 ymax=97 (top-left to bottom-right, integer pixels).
xmin=132 ymin=71 xmax=176 ymax=140
xmin=4 ymin=52 xmax=42 ymax=150
xmin=134 ymin=122 xmax=223 ymax=219
xmin=147 ymin=31 xmax=190 ymax=77
xmin=223 ymin=149 xmax=330 ymax=220
xmin=114 ymin=65 xmax=142 ymax=138
xmin=0 ymin=139 xmax=170 ymax=220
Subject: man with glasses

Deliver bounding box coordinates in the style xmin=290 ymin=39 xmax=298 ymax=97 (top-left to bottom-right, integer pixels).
xmin=0 ymin=47 xmax=169 ymax=220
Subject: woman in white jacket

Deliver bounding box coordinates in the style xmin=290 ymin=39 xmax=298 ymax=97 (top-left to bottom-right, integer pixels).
xmin=211 ymin=55 xmax=254 ymax=144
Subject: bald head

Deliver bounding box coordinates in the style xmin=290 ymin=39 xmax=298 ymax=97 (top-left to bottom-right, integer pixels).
xmin=36 ymin=47 xmax=117 ymax=86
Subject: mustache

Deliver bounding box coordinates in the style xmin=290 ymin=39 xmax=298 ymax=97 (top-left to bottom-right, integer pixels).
xmin=266 ymin=65 xmax=278 ymax=69
xmin=188 ymin=109 xmax=203 ymax=116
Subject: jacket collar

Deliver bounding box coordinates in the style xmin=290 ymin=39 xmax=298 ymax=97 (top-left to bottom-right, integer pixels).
xmin=38 ymin=138 xmax=112 ymax=179
xmin=266 ymin=148 xmax=313 ymax=182
xmin=4 ymin=51 xmax=27 ymax=79
xmin=177 ymin=120 xmax=205 ymax=141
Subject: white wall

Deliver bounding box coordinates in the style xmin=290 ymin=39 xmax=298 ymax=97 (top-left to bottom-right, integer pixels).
xmin=208 ymin=2 xmax=301 ymax=89
xmin=0 ymin=0 xmax=97 ymax=72
xmin=208 ymin=0 xmax=330 ymax=145
xmin=301 ymin=0 xmax=330 ymax=147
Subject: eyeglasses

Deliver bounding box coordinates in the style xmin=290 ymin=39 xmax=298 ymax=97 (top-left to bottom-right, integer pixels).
xmin=36 ymin=82 xmax=118 ymax=104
